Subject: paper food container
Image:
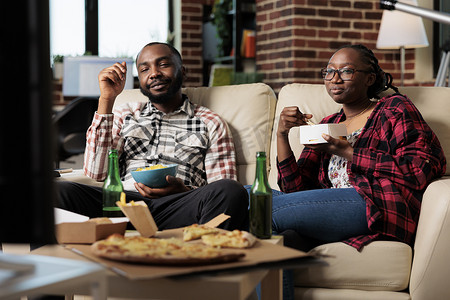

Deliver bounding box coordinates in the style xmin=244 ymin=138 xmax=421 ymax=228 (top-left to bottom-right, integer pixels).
xmin=56 ymin=219 xmax=127 ymax=244
xmin=299 ymin=123 xmax=347 ymax=144
xmin=117 ymin=201 xmax=158 ymax=237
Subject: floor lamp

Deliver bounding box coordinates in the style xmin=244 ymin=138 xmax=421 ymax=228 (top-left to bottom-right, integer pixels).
xmin=376 ymin=0 xmax=429 ymax=86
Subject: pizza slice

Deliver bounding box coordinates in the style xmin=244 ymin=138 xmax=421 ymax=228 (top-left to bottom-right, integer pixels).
xmin=183 ymin=224 xmax=220 ymax=241
xmin=201 ymin=230 xmax=257 ymax=248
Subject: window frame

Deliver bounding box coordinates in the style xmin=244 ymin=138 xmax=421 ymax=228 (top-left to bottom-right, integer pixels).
xmin=85 ymin=0 xmax=98 ymax=55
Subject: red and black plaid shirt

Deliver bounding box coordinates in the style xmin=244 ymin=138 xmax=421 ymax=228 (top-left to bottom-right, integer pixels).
xmin=277 ymin=94 xmax=446 ymax=250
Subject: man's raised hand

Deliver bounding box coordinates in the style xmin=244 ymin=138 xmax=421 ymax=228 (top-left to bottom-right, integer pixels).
xmin=97 ymin=61 xmax=127 ymax=114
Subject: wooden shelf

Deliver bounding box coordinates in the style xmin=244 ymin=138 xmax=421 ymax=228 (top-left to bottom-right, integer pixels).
xmin=214 ymin=56 xmax=235 ymax=63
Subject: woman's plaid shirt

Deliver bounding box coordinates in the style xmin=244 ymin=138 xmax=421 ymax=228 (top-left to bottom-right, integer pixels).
xmin=84 ymin=96 xmax=237 ymax=191
xmin=277 ymin=94 xmax=446 ymax=250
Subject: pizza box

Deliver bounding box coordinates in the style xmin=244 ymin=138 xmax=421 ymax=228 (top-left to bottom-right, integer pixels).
xmin=299 ymin=123 xmax=347 ymax=144
xmin=54 ymin=208 xmax=128 ymax=244
xmin=61 ymin=228 xmax=319 ymax=280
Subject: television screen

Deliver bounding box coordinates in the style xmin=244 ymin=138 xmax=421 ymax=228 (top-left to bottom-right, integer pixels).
xmin=63 ymin=56 xmax=134 ymax=97
xmin=0 ymin=0 xmax=55 ymax=244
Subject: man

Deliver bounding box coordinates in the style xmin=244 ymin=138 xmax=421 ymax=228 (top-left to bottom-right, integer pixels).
xmin=57 ymin=42 xmax=248 ymax=230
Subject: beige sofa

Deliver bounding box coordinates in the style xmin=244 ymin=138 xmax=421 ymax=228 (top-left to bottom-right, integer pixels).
xmin=64 ymin=83 xmax=450 ymax=299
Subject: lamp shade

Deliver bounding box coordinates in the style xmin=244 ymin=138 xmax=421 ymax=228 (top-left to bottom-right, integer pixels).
xmin=376 ymin=0 xmax=429 ymax=49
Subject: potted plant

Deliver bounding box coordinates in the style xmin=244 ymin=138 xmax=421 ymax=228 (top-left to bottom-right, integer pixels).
xmin=52 ymin=55 xmax=64 ymax=80
xmin=212 ymin=0 xmax=232 ymax=57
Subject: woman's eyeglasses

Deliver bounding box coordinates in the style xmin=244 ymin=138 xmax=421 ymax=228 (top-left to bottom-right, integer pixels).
xmin=321 ymin=68 xmax=373 ymax=81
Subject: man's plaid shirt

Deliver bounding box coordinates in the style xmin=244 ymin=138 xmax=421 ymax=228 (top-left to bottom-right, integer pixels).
xmin=84 ymin=95 xmax=237 ymax=191
xmin=277 ymin=94 xmax=446 ymax=250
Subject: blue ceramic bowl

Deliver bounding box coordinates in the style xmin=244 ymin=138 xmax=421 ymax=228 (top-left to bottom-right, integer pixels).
xmin=130 ymin=164 xmax=178 ymax=188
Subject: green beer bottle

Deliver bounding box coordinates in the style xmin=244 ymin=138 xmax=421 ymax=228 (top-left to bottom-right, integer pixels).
xmin=249 ymin=151 xmax=272 ymax=239
xmin=102 ymin=149 xmax=124 ymax=217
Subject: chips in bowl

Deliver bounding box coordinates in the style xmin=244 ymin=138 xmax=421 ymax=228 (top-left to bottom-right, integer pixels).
xmin=131 ymin=164 xmax=178 ymax=188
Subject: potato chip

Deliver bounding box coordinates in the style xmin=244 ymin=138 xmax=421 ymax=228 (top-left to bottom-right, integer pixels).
xmin=135 ymin=164 xmax=167 ymax=172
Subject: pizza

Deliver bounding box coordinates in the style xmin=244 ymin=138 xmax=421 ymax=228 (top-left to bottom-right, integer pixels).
xmin=183 ymin=224 xmax=220 ymax=241
xmin=183 ymin=224 xmax=257 ymax=249
xmin=201 ymin=230 xmax=257 ymax=249
xmin=91 ymin=233 xmax=245 ymax=265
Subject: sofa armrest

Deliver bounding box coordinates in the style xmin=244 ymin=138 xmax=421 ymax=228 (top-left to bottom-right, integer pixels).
xmin=56 ymin=169 xmax=103 ymax=188
xmin=409 ymin=177 xmax=450 ymax=300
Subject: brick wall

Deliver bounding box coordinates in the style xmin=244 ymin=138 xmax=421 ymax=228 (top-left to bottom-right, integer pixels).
xmin=255 ymin=0 xmax=416 ymax=92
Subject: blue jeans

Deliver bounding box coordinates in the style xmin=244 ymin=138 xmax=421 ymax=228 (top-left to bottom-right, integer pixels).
xmin=246 ymin=186 xmax=371 ymax=300
xmin=272 ymin=187 xmax=370 ymax=242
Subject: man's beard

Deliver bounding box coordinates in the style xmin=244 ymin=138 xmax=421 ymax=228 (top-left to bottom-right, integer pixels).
xmin=140 ymin=71 xmax=183 ymax=104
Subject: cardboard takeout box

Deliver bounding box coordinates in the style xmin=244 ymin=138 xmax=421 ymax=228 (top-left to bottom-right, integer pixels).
xmin=300 ymin=123 xmax=347 ymax=144
xmin=56 ymin=220 xmax=127 ymax=244
xmin=117 ymin=201 xmax=158 ymax=237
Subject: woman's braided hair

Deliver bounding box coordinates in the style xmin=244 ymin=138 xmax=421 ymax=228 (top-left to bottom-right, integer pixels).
xmin=338 ymin=44 xmax=399 ymax=99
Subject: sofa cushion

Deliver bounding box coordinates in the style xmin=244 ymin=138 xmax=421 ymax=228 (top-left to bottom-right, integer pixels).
xmin=294 ymin=241 xmax=412 ymax=291
xmin=383 ymin=86 xmax=450 ymax=176
xmin=114 ymin=83 xmax=277 ymax=185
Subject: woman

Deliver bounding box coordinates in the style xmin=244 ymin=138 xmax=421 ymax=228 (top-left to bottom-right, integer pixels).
xmin=274 ymin=44 xmax=446 ymax=298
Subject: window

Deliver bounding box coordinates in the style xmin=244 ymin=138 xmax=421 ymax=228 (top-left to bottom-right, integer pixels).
xmin=49 ymin=0 xmax=85 ymax=57
xmin=98 ymin=0 xmax=168 ymax=59
xmin=50 ymin=0 xmax=169 ymax=74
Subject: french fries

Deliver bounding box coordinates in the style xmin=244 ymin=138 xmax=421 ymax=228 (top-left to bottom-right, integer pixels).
xmin=120 ymin=192 xmax=126 ymax=205
xmin=117 ymin=194 xmax=145 ymax=207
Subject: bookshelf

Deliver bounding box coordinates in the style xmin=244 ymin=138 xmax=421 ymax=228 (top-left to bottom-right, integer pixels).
xmin=203 ymin=0 xmax=256 ymax=86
